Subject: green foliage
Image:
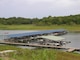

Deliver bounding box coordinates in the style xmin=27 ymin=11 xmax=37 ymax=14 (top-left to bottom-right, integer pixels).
xmin=0 ymin=45 xmax=56 ymax=60
xmin=0 ymin=24 xmax=80 ymax=31
xmin=0 ymin=58 xmax=2 ymax=60
xmin=11 ymin=49 xmax=56 ymax=60
xmin=0 ymin=17 xmax=32 ymax=25
xmin=0 ymin=14 xmax=80 ymax=25
xmin=0 ymin=45 xmax=19 ymax=51
xmin=0 ymin=45 xmax=80 ymax=60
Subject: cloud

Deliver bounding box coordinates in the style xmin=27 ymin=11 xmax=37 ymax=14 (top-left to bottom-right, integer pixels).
xmin=0 ymin=0 xmax=80 ymax=18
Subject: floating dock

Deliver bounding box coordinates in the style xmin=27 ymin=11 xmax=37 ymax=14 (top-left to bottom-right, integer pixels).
xmin=67 ymin=48 xmax=76 ymax=52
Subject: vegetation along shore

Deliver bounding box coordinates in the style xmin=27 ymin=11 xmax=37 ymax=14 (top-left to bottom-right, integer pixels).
xmin=0 ymin=14 xmax=80 ymax=60
xmin=0 ymin=14 xmax=80 ymax=32
xmin=0 ymin=24 xmax=80 ymax=32
xmin=0 ymin=45 xmax=80 ymax=60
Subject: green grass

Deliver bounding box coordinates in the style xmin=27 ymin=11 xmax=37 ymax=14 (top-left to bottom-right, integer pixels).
xmin=0 ymin=45 xmax=80 ymax=60
xmin=0 ymin=45 xmax=56 ymax=60
xmin=0 ymin=24 xmax=80 ymax=31
xmin=56 ymin=51 xmax=80 ymax=60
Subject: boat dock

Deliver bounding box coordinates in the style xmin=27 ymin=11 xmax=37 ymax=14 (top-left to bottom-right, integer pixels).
xmin=67 ymin=48 xmax=76 ymax=52
xmin=0 ymin=42 xmax=80 ymax=52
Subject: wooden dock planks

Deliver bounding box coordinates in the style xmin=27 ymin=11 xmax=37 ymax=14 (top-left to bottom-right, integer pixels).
xmin=67 ymin=48 xmax=76 ymax=52
xmin=0 ymin=42 xmax=63 ymax=48
xmin=0 ymin=42 xmax=80 ymax=52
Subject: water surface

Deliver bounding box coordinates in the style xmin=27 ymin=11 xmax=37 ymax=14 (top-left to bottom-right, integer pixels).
xmin=62 ymin=33 xmax=80 ymax=48
xmin=0 ymin=30 xmax=80 ymax=48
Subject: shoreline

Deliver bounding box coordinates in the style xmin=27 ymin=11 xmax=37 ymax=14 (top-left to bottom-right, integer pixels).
xmin=69 ymin=31 xmax=80 ymax=33
xmin=0 ymin=29 xmax=80 ymax=33
xmin=0 ymin=24 xmax=80 ymax=32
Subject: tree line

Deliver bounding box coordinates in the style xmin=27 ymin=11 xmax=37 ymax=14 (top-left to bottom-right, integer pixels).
xmin=0 ymin=14 xmax=80 ymax=25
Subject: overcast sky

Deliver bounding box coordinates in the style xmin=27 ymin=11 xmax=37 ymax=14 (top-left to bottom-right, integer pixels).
xmin=0 ymin=0 xmax=80 ymax=18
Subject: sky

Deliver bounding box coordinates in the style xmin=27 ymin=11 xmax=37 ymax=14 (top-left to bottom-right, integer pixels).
xmin=0 ymin=0 xmax=80 ymax=18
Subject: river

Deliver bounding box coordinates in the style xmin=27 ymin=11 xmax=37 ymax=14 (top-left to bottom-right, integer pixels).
xmin=0 ymin=30 xmax=80 ymax=48
xmin=61 ymin=33 xmax=80 ymax=48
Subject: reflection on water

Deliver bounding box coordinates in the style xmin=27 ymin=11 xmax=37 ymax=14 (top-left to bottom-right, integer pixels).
xmin=0 ymin=30 xmax=80 ymax=48
xmin=61 ymin=33 xmax=80 ymax=48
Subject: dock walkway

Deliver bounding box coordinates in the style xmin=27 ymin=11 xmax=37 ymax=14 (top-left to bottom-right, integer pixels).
xmin=67 ymin=48 xmax=76 ymax=52
xmin=0 ymin=42 xmax=80 ymax=52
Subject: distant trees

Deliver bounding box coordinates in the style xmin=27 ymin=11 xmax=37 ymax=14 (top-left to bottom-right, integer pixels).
xmin=0 ymin=17 xmax=32 ymax=25
xmin=0 ymin=14 xmax=80 ymax=25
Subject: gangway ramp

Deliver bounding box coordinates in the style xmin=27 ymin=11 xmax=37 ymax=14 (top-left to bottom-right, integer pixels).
xmin=67 ymin=48 xmax=76 ymax=52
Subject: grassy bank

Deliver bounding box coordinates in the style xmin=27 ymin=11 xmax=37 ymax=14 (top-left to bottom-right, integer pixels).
xmin=0 ymin=24 xmax=80 ymax=32
xmin=0 ymin=45 xmax=56 ymax=60
xmin=0 ymin=45 xmax=80 ymax=60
